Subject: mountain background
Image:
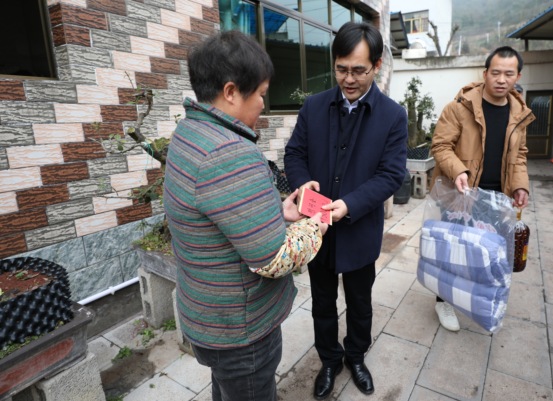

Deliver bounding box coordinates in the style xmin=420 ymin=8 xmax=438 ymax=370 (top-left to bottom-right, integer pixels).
xmin=449 ymin=0 xmax=553 ymax=55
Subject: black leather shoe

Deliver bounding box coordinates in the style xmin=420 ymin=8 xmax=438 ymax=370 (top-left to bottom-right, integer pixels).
xmin=344 ymin=359 xmax=374 ymax=395
xmin=314 ymin=362 xmax=343 ymax=400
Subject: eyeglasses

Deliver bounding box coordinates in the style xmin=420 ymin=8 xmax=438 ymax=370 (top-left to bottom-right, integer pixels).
xmin=333 ymin=66 xmax=374 ymax=81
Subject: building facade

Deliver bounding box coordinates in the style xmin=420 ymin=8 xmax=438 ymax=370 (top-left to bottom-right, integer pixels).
xmin=0 ymin=0 xmax=391 ymax=304
xmin=389 ymin=50 xmax=553 ymax=159
xmin=389 ymin=0 xmax=452 ymax=56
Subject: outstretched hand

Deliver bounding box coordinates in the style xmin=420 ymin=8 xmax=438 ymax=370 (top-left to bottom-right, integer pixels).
xmin=311 ymin=212 xmax=328 ymax=235
xmin=297 ymin=181 xmax=320 ymax=206
xmin=321 ymin=199 xmax=348 ymax=223
xmin=282 ymin=189 xmax=303 ymax=222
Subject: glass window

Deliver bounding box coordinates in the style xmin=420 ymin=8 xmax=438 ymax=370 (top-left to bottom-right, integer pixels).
xmin=331 ymin=0 xmax=350 ymax=29
xmin=403 ymin=10 xmax=429 ymax=33
xmin=264 ymin=9 xmax=302 ymax=111
xmin=403 ymin=10 xmax=428 ymax=20
xmin=354 ymin=9 xmax=369 ymax=24
xmin=270 ymin=0 xmax=299 ymax=11
xmin=219 ymin=0 xmax=257 ymax=36
xmin=302 ymin=0 xmax=329 ymax=25
xmin=304 ymin=23 xmax=332 ymax=95
xmin=1 ymin=0 xmax=55 ymax=78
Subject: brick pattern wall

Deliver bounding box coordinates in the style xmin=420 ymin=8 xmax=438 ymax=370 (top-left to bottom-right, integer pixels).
xmin=254 ymin=116 xmax=298 ymax=170
xmin=0 ymin=0 xmax=387 ymax=300
xmin=361 ymin=0 xmax=392 ymax=95
xmin=0 ymin=0 xmax=220 ymax=300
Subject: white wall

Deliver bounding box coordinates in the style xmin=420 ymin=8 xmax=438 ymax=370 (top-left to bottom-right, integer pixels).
xmin=389 ymin=50 xmax=553 ymax=127
xmin=390 ymin=0 xmax=452 ymax=55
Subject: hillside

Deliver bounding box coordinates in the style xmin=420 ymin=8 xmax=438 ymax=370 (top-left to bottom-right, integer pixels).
xmin=449 ymin=0 xmax=553 ymax=55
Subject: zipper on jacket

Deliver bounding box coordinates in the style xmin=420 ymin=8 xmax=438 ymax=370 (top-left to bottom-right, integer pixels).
xmin=503 ymin=112 xmax=531 ymax=188
xmin=458 ymin=96 xmax=485 ymax=189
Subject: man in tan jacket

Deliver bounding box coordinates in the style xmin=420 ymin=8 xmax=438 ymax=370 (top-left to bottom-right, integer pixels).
xmin=430 ymin=46 xmax=535 ymax=331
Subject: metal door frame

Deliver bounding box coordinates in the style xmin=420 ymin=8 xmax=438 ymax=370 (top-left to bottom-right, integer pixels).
xmin=526 ymin=90 xmax=553 ymax=159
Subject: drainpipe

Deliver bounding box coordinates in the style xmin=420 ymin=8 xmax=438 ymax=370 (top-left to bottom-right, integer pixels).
xmin=77 ymin=277 xmax=140 ymax=305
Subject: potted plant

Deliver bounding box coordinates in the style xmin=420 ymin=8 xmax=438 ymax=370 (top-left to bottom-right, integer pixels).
xmin=0 ymin=258 xmax=96 ymax=399
xmin=0 ymin=257 xmax=73 ymax=351
xmin=399 ymin=77 xmax=436 ymax=160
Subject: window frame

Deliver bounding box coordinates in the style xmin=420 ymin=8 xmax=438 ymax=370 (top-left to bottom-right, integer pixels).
xmin=402 ymin=9 xmax=429 ymax=34
xmin=0 ymin=0 xmax=58 ymax=80
xmin=228 ymin=0 xmax=376 ymax=114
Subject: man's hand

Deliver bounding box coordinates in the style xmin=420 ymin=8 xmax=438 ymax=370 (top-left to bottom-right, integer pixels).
xmin=297 ymin=181 xmax=320 ymax=206
xmin=513 ymin=188 xmax=529 ymax=209
xmin=311 ymin=212 xmax=328 ymax=235
xmin=454 ymin=172 xmax=469 ymax=193
xmin=282 ymin=189 xmax=303 ymax=222
xmin=322 ymin=199 xmax=349 ymax=223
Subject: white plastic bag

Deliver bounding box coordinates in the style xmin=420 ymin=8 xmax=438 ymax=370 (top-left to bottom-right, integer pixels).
xmin=417 ymin=176 xmax=517 ymax=332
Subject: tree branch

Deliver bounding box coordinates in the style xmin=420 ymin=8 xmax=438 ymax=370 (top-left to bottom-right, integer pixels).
xmin=426 ymin=21 xmax=442 ymax=57
xmin=444 ymin=24 xmax=460 ymax=57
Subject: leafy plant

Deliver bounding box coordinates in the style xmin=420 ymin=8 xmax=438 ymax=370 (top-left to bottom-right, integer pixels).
xmin=139 ymin=328 xmax=155 ymax=346
xmin=86 ymin=71 xmax=174 ymax=245
xmin=133 ymin=221 xmax=173 ymax=256
xmin=399 ymin=77 xmax=436 ymax=148
xmin=132 ymin=319 xmax=141 ymax=325
xmin=161 ymin=319 xmax=176 ymax=331
xmin=107 ymin=395 xmax=125 ymax=401
xmin=112 ymin=346 xmax=133 ymax=362
xmin=150 ymin=384 xmax=156 ymax=388
xmin=15 ymin=272 xmax=26 ymax=280
xmin=290 ymin=87 xmax=312 ymax=106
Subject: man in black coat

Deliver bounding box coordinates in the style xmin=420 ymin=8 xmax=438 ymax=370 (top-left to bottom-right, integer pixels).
xmin=284 ymin=22 xmax=408 ymax=400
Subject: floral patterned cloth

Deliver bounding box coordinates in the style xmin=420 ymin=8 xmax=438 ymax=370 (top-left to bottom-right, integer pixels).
xmin=250 ymin=218 xmax=323 ymax=278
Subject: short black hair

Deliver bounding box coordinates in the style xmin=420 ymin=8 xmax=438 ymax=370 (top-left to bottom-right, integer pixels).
xmin=188 ymin=30 xmax=274 ymax=103
xmin=485 ymin=46 xmax=524 ymax=74
xmin=331 ymin=22 xmax=383 ymax=67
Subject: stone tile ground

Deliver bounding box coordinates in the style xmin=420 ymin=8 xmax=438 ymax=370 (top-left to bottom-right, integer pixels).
xmin=89 ymin=175 xmax=553 ymax=401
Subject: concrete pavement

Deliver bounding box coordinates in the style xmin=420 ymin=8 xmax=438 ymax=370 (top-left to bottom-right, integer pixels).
xmin=90 ymin=174 xmax=553 ymax=401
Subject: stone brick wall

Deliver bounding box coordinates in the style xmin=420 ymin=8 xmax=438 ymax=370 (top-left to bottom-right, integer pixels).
xmin=0 ymin=0 xmax=387 ymax=302
xmin=0 ymin=0 xmax=219 ymax=301
xmin=361 ymin=0 xmax=392 ymax=95
xmin=254 ymin=115 xmax=298 ymax=170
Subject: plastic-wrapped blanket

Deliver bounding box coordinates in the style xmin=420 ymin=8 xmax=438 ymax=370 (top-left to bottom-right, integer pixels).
xmin=417 ymin=219 xmax=512 ymax=333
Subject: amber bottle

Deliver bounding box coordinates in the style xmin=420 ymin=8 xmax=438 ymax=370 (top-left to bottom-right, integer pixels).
xmin=513 ymin=209 xmax=530 ymax=273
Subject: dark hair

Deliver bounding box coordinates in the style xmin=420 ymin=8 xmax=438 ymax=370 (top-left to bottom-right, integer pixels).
xmin=331 ymin=22 xmax=383 ymax=66
xmin=188 ymin=30 xmax=275 ymax=103
xmin=485 ymin=46 xmax=524 ymax=73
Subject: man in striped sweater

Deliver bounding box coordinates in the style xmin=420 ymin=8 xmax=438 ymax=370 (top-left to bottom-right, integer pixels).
xmin=163 ymin=31 xmax=327 ymax=401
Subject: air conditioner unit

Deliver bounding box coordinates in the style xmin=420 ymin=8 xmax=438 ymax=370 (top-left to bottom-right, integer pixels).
xmin=402 ymin=48 xmax=427 ymax=58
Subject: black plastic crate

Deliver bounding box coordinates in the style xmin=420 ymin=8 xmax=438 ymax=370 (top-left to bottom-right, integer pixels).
xmin=0 ymin=258 xmax=73 ymax=349
xmin=268 ymin=160 xmax=291 ymax=194
xmin=407 ymin=147 xmax=431 ymax=160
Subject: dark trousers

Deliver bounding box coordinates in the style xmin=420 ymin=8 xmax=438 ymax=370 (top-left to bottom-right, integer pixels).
xmin=191 ymin=326 xmax=282 ymax=401
xmin=308 ymin=257 xmax=376 ymax=368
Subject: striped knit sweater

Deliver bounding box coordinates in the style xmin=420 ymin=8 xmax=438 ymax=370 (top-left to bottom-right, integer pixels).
xmin=164 ymin=98 xmax=316 ymax=349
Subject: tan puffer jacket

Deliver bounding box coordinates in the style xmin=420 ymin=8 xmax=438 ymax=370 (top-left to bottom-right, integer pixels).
xmin=430 ymin=82 xmax=535 ymax=197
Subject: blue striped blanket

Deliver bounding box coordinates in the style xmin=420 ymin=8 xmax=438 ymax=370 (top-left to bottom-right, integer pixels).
xmin=417 ymin=219 xmax=512 ymax=332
